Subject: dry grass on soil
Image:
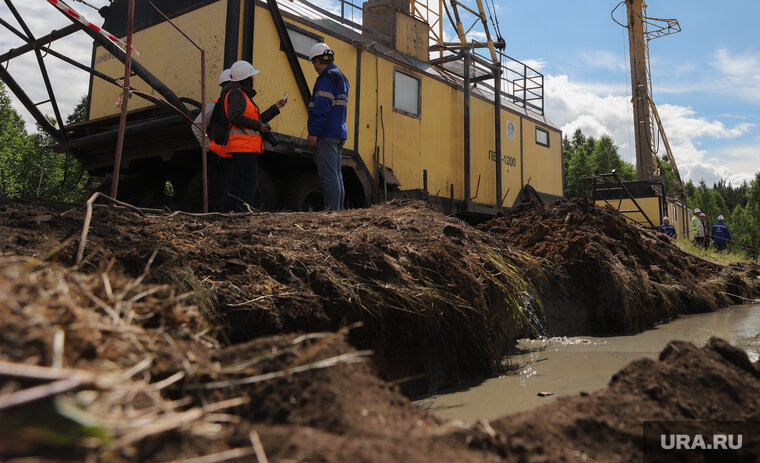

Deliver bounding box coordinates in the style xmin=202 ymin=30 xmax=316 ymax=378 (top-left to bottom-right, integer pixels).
xmin=481 ymin=199 xmax=760 ymax=335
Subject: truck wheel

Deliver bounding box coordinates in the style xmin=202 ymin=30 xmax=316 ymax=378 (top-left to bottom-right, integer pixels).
xmin=181 ymin=168 xmax=277 ymax=212
xmin=282 ymin=173 xmax=324 ymax=212
xmin=255 ymin=169 xmax=277 ymax=211
xmin=100 ymin=175 xmax=165 ymax=208
xmin=179 ymin=171 xmax=204 ymax=212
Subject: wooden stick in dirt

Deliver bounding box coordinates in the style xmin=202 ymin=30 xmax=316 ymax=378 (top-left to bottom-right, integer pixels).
xmin=249 ymin=430 xmax=270 ymax=463
xmin=0 ymin=377 xmax=85 ymax=411
xmin=0 ymin=360 xmax=99 ymax=383
xmin=157 ymin=447 xmax=255 ymax=463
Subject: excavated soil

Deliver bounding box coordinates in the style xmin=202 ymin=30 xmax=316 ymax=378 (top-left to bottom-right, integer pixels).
xmin=2 ymin=197 xmax=760 ymax=461
xmin=482 ymin=199 xmax=760 ymax=335
xmin=0 ymin=197 xmax=545 ymax=395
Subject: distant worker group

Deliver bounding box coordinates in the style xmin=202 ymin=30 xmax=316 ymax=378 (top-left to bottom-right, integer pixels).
xmin=192 ymin=42 xmax=349 ymax=212
xmin=658 ymin=208 xmax=732 ymax=252
xmin=675 ymin=208 xmax=733 ymax=251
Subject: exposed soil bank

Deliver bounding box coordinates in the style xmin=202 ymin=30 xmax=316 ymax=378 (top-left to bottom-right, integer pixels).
xmin=0 ymin=198 xmax=543 ymax=395
xmin=482 ymin=199 xmax=760 ymax=335
xmin=2 ymin=257 xmax=759 ymax=461
xmin=2 ymin=197 xmax=760 ymax=461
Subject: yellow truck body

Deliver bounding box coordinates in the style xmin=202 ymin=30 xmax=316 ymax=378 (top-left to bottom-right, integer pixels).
xmin=81 ymin=0 xmax=563 ymax=213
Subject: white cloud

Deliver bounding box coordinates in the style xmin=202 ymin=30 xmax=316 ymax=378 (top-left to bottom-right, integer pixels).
xmin=710 ymin=48 xmax=760 ymax=104
xmin=520 ymin=58 xmax=547 ymax=72
xmin=579 ymin=50 xmax=626 ymax=72
xmin=545 ymin=74 xmax=636 ymax=161
xmin=545 ymin=74 xmax=760 ymax=183
xmin=657 ymin=104 xmax=754 ymax=142
xmin=1 ymin=1 xmax=106 ymax=129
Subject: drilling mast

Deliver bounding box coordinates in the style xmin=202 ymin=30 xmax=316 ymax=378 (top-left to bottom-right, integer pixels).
xmin=623 ymin=0 xmax=685 ymax=196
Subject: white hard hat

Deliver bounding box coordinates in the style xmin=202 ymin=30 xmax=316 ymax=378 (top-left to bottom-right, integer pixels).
xmin=718 ymin=215 xmax=725 ymax=220
xmin=308 ymin=43 xmax=334 ymax=61
xmin=229 ymin=60 xmax=259 ymax=81
xmin=663 ymin=216 xmax=669 ymax=222
xmin=694 ymin=208 xmax=701 ymax=214
xmin=218 ymin=69 xmax=231 ymax=85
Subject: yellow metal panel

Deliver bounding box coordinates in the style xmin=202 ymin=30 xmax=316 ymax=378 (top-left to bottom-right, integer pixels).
xmin=395 ymin=13 xmax=429 ymax=62
xmin=249 ymin=9 xmax=357 ymax=147
xmin=90 ymin=1 xmax=228 ymax=119
xmin=87 ymin=1 xmax=564 ymax=209
xmin=521 ymin=119 xmax=562 ymax=197
xmin=501 ymin=112 xmax=521 ymax=206
xmin=468 ymin=96 xmax=496 ymax=205
xmin=596 ymin=197 xmax=662 ymax=227
xmin=418 ymin=74 xmax=462 ymax=198
xmin=665 ymin=199 xmax=690 ymax=238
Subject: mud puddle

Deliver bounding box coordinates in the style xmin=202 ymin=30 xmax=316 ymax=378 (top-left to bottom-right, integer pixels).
xmin=418 ymin=303 xmax=760 ymax=422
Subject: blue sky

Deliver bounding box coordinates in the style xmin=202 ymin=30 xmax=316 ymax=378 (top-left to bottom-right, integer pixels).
xmin=2 ymin=0 xmax=758 ymax=186
xmin=496 ymin=0 xmax=760 ymax=186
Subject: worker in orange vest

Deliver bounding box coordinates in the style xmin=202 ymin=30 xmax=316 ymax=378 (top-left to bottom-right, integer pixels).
xmin=192 ymin=69 xmax=232 ymax=211
xmin=215 ymin=60 xmax=286 ymax=211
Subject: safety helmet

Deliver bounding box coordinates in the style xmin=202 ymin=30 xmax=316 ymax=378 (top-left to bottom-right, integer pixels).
xmin=718 ymin=215 xmax=725 ymax=221
xmin=693 ymin=208 xmax=701 ymax=214
xmin=229 ymin=60 xmax=260 ymax=81
xmin=663 ymin=216 xmax=669 ymax=222
xmin=218 ymin=69 xmax=231 ymax=86
xmin=308 ymin=43 xmax=334 ymax=61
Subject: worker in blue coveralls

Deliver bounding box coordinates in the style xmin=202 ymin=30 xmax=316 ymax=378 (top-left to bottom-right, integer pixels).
xmin=658 ymin=216 xmax=677 ymax=240
xmin=306 ymin=42 xmax=350 ymax=210
xmin=711 ymin=215 xmax=732 ymax=252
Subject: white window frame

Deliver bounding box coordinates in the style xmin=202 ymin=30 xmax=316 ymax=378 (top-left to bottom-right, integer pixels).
xmin=284 ymin=25 xmax=323 ymax=60
xmin=393 ymin=69 xmax=421 ymax=118
xmin=535 ymin=127 xmax=550 ymax=147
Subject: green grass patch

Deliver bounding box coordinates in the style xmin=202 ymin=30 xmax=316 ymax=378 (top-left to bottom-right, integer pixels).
xmin=675 ymin=239 xmax=757 ymax=265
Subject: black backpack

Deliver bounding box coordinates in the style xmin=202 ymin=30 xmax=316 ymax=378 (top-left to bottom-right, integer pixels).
xmin=208 ymin=94 xmax=230 ymax=145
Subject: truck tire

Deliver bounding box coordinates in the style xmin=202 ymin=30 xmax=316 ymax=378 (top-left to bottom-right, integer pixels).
xmin=180 ymin=167 xmax=277 ymax=212
xmin=255 ymin=168 xmax=277 ymax=211
xmin=100 ymin=174 xmax=165 ymax=208
xmin=282 ymin=173 xmax=324 ymax=212
xmin=179 ymin=171 xmax=204 ymax=212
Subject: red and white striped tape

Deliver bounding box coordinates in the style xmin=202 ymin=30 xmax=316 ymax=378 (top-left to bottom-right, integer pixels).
xmin=47 ymin=0 xmax=140 ymax=56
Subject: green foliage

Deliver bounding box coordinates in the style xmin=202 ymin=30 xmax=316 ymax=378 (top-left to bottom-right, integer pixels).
xmin=0 ymin=83 xmax=90 ymax=202
xmin=713 ymin=178 xmax=748 ymax=211
xmin=657 ymin=155 xmax=681 ymax=197
xmin=562 ymin=129 xmax=637 ymax=198
xmin=565 ymin=144 xmax=590 ymax=198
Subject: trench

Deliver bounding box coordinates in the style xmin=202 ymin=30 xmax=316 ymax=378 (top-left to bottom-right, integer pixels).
xmin=416 ymin=303 xmax=760 ymax=422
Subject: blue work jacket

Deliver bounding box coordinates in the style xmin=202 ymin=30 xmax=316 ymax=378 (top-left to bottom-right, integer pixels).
xmin=711 ymin=221 xmax=732 ymax=244
xmin=308 ymin=64 xmax=349 ymax=140
xmin=658 ymin=223 xmax=676 ymax=238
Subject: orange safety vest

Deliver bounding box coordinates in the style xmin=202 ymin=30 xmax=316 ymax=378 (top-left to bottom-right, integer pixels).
xmin=219 ymin=89 xmax=263 ymax=156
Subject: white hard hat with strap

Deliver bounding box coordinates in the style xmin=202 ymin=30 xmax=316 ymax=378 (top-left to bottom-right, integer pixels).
xmin=229 ymin=60 xmax=260 ymax=81
xmin=308 ymin=43 xmax=334 ymax=61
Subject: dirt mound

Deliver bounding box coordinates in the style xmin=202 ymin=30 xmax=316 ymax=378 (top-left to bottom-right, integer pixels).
xmin=482 ymin=199 xmax=760 ymax=334
xmin=3 ymin=198 xmax=760 ymax=461
xmin=478 ymin=337 xmax=760 ymax=461
xmin=0 ymin=198 xmax=544 ymax=394
xmin=0 ymin=256 xmax=454 ymax=462
xmin=2 ymin=258 xmax=759 ymax=461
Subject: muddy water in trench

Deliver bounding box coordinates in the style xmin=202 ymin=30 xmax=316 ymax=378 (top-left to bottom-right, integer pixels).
xmin=417 ymin=304 xmax=760 ymax=422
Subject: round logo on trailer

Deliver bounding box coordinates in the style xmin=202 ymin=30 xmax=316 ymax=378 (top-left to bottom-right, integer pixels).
xmin=506 ymin=121 xmax=516 ymax=140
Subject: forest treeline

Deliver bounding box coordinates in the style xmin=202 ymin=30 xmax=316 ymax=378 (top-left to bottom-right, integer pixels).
xmin=563 ymin=128 xmax=760 ymax=251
